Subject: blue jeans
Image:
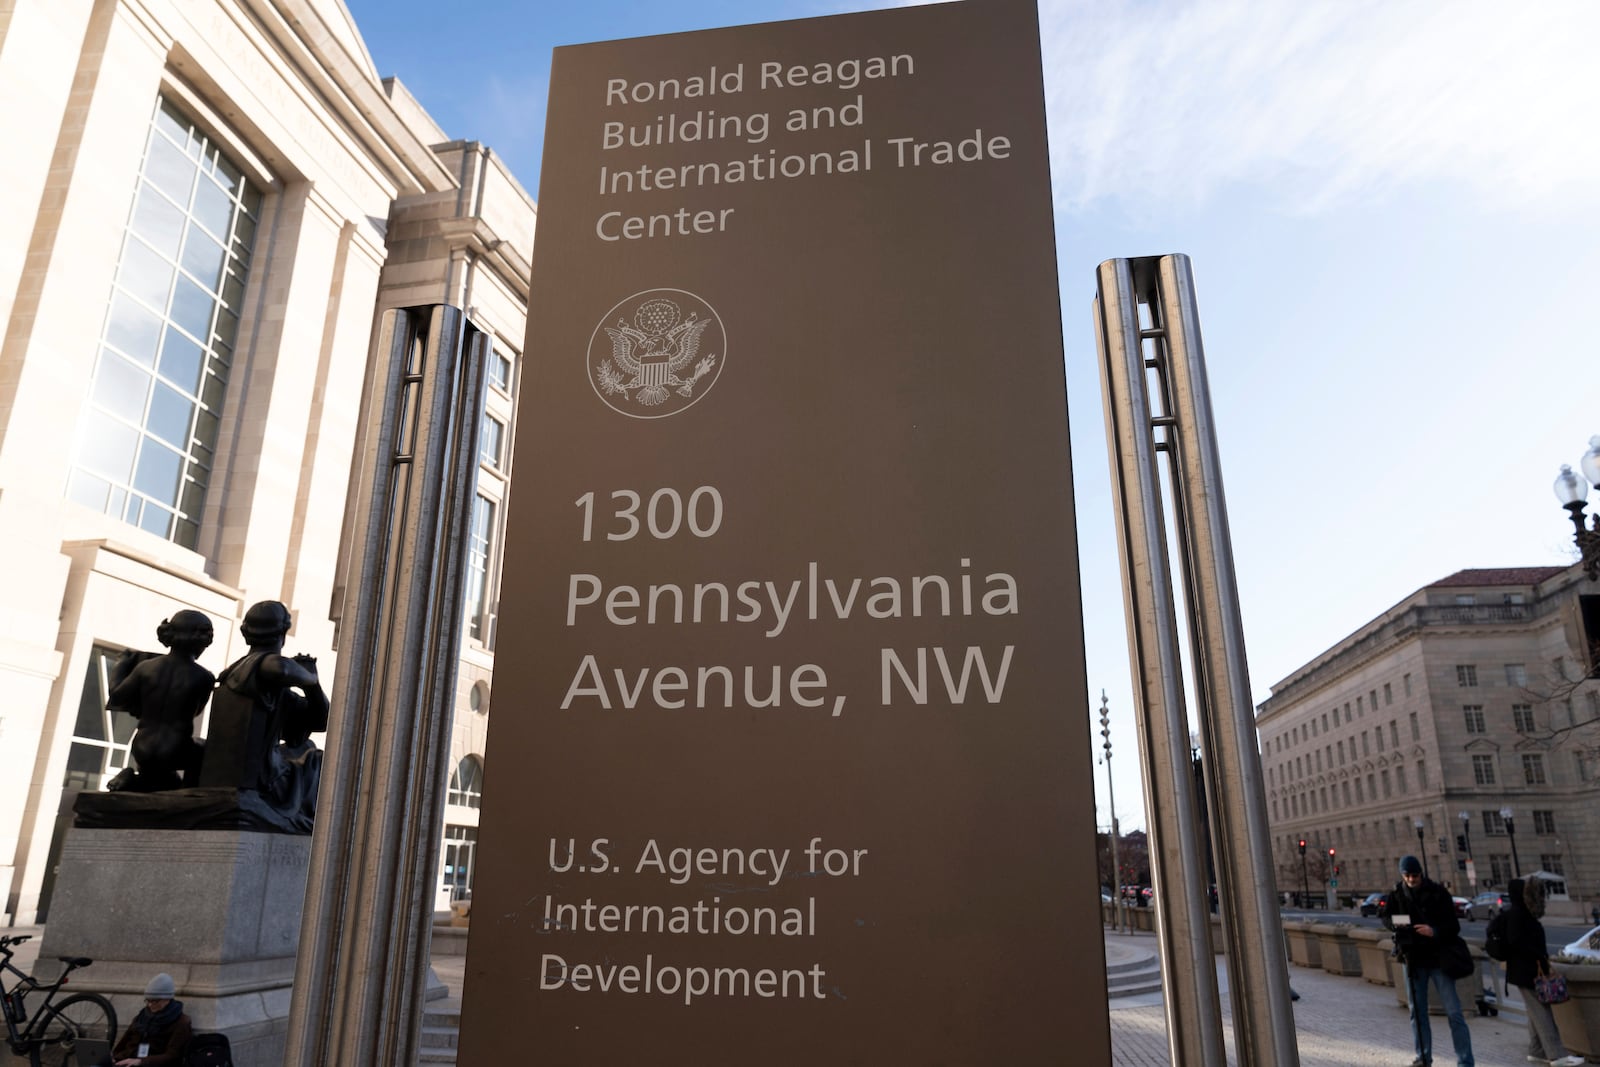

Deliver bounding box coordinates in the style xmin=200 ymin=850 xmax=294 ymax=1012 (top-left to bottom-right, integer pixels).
xmin=1407 ymin=963 xmax=1475 ymax=1066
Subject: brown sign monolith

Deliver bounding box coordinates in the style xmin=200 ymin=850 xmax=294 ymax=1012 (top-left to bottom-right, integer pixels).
xmin=460 ymin=2 xmax=1108 ymax=1061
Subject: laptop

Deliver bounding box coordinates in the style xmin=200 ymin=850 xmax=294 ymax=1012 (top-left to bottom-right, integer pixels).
xmin=70 ymin=1038 xmax=114 ymax=1066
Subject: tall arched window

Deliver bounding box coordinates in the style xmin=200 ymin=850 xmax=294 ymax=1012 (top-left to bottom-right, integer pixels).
xmin=448 ymin=754 xmax=483 ymax=809
xmin=68 ymin=97 xmax=261 ymax=547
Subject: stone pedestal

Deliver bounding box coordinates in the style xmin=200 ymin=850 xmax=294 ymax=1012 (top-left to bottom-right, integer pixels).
xmin=1283 ymin=921 xmax=1322 ymax=969
xmin=1352 ymin=927 xmax=1394 ymax=986
xmin=1311 ymin=922 xmax=1362 ymax=975
xmin=35 ymin=828 xmax=309 ymax=1067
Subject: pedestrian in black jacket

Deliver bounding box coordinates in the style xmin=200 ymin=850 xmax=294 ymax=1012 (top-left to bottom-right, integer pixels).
xmin=1504 ymin=877 xmax=1585 ymax=1066
xmin=1385 ymin=855 xmax=1475 ymax=1067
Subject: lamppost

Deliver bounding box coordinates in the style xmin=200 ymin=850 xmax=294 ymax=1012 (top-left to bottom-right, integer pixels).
xmin=1298 ymin=837 xmax=1308 ymax=908
xmin=1099 ymin=692 xmax=1125 ymax=932
xmin=1502 ymin=806 xmax=1521 ymax=878
xmin=1553 ymin=435 xmax=1600 ymax=581
xmin=1460 ymin=811 xmax=1474 ymax=893
xmin=1414 ymin=817 xmax=1429 ymax=880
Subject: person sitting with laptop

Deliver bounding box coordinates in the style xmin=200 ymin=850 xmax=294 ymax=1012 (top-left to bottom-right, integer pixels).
xmin=113 ymin=973 xmax=192 ymax=1067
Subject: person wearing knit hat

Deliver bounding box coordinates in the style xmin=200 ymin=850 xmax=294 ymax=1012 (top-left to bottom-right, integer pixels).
xmin=1385 ymin=855 xmax=1475 ymax=1066
xmin=112 ymin=973 xmax=192 ymax=1066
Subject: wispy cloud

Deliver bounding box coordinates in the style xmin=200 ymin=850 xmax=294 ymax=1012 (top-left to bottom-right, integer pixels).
xmin=1039 ymin=0 xmax=1600 ymax=215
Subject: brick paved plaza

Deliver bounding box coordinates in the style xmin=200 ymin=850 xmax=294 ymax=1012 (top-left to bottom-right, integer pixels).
xmin=1107 ymin=931 xmax=1551 ymax=1066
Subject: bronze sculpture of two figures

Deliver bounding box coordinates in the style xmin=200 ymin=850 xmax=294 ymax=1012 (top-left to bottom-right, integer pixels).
xmin=91 ymin=600 xmax=328 ymax=833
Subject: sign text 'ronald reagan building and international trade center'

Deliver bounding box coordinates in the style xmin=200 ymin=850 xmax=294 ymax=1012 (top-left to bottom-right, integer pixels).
xmin=458 ymin=2 xmax=1111 ymax=1061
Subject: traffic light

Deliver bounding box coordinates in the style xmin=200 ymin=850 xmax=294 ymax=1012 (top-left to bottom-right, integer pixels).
xmin=1298 ymin=839 xmax=1307 ymax=856
xmin=1334 ymin=865 xmax=1341 ymax=876
xmin=1328 ymin=847 xmax=1336 ymax=861
xmin=1456 ymin=834 xmax=1467 ymax=852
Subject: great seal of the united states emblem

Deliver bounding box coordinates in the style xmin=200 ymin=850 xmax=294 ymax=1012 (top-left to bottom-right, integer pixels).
xmin=587 ymin=288 xmax=726 ymax=418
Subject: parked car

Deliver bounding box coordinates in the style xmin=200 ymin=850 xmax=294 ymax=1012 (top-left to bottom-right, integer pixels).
xmin=1467 ymin=891 xmax=1505 ymax=921
xmin=1563 ymin=924 xmax=1600 ymax=962
xmin=1359 ymin=892 xmax=1387 ymax=917
xmin=1452 ymin=896 xmax=1471 ymax=919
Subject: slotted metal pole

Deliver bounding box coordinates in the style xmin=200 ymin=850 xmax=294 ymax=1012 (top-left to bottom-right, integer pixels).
xmin=1095 ymin=258 xmax=1226 ymax=1066
xmin=284 ymin=305 xmax=488 ymax=1067
xmin=1095 ymin=255 xmax=1299 ymax=1067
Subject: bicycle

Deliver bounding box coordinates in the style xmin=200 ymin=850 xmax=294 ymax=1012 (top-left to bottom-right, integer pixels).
xmin=1 ymin=934 xmax=117 ymax=1066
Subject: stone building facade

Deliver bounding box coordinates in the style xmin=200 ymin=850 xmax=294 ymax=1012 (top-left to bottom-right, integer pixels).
xmin=1258 ymin=566 xmax=1600 ymax=905
xmin=0 ymin=0 xmax=533 ymax=924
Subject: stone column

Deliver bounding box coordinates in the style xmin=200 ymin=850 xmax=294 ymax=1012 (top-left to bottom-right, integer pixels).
xmin=282 ymin=305 xmax=487 ymax=1066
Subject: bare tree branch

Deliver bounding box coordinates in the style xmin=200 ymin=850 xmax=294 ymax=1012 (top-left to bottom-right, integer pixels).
xmin=1522 ymin=658 xmax=1600 ymax=744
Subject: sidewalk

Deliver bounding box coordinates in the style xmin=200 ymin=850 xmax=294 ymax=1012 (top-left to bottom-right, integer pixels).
xmin=6 ymin=922 xmax=1557 ymax=1064
xmin=1107 ymin=930 xmax=1546 ymax=1066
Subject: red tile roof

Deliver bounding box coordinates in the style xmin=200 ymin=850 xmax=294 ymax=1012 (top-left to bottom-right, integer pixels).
xmin=1428 ymin=566 xmax=1567 ymax=588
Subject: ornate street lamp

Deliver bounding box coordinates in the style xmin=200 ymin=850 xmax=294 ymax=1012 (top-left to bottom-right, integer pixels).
xmin=1099 ymin=691 xmax=1126 ymax=932
xmin=1501 ymin=806 xmax=1521 ymax=878
xmin=1414 ymin=817 xmax=1429 ymax=879
xmin=1553 ymin=434 xmax=1600 ymax=580
xmin=1459 ymin=810 xmax=1474 ymax=893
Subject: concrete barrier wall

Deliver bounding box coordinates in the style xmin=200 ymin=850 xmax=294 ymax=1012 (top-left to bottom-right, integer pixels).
xmin=1350 ymin=927 xmax=1393 ymax=986
xmin=1284 ymin=921 xmax=1322 ymax=969
xmin=1275 ymin=921 xmax=1491 ymax=1016
xmin=1551 ymin=962 xmax=1600 ymax=1057
xmin=1310 ymin=923 xmax=1363 ymax=976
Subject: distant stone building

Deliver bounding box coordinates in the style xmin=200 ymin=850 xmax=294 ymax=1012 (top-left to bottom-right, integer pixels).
xmin=0 ymin=0 xmax=533 ymax=924
xmin=1257 ymin=566 xmax=1600 ymax=906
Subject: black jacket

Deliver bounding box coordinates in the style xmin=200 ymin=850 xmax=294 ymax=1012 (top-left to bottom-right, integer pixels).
xmin=1504 ymin=881 xmax=1548 ymax=989
xmin=1384 ymin=876 xmax=1459 ymax=968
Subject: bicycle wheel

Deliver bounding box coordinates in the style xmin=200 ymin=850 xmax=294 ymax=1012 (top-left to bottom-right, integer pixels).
xmin=34 ymin=992 xmax=117 ymax=1067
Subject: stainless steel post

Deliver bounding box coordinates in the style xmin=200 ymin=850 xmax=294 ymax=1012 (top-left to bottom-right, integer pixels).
xmin=283 ymin=305 xmax=488 ymax=1066
xmin=1095 ymin=259 xmax=1226 ymax=1066
xmin=1095 ymin=256 xmax=1300 ymax=1066
xmin=1155 ymin=255 xmax=1299 ymax=1066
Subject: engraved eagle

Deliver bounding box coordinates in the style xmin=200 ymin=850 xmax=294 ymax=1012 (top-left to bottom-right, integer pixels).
xmin=596 ymin=298 xmax=718 ymax=406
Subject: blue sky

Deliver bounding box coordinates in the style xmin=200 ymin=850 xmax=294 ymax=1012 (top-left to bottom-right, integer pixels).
xmin=342 ymin=0 xmax=1600 ymax=831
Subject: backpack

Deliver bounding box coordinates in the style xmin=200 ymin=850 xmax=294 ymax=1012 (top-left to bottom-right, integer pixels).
xmin=184 ymin=1032 xmax=234 ymax=1067
xmin=1484 ymin=909 xmax=1509 ymax=962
